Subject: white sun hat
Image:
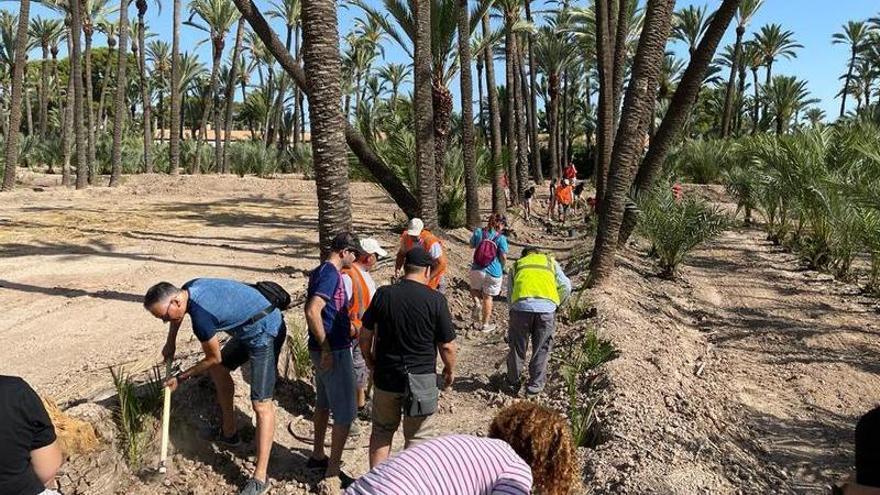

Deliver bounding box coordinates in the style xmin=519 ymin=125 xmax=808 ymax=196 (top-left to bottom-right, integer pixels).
xmin=406 ymin=218 xmax=425 ymax=236
xmin=359 ymin=238 xmax=388 ymax=258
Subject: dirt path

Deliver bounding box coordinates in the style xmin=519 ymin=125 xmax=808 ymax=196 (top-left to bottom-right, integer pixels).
xmin=590 ymin=226 xmax=880 ymax=494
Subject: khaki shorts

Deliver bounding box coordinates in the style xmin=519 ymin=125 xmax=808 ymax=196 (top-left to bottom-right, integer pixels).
xmin=371 ymin=387 xmax=439 ymax=448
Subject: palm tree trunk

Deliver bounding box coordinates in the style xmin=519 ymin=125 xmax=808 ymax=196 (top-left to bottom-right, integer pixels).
xmin=617 ymin=0 xmax=739 ymax=248
xmin=513 ymin=39 xmax=529 ymax=200
xmin=301 ymin=0 xmax=352 ymax=254
xmin=751 ymin=68 xmax=759 ymax=134
xmin=0 ymin=0 xmax=30 ymax=191
xmin=611 ymin=0 xmax=629 ymax=131
xmin=589 ymin=0 xmax=676 ymax=287
xmin=561 ymin=71 xmax=570 ymax=169
xmin=84 ymin=31 xmax=97 ymax=184
xmin=476 ymin=53 xmax=486 ymax=141
xmin=720 ymin=26 xmax=743 ymax=137
xmin=169 ymin=0 xmax=182 ymax=174
xmin=61 ymin=50 xmax=74 ymax=186
xmin=39 ymin=45 xmax=49 ymax=138
xmin=482 ymin=14 xmax=504 ymax=214
xmin=762 ymin=61 xmax=772 ymax=123
xmin=110 ymin=0 xmax=130 ymax=187
xmin=232 ymin=0 xmax=420 ymax=218
xmin=735 ymin=61 xmax=746 ymax=134
xmin=524 ymin=0 xmax=540 ymax=183
xmin=594 ymin=0 xmax=614 ymax=204
xmin=292 ymin=23 xmax=301 ymax=146
xmin=414 ymin=0 xmax=439 ymax=227
xmin=137 ymin=3 xmax=153 ymax=173
xmin=223 ymin=18 xmax=245 ymax=174
xmin=25 ymin=84 xmax=34 ymax=137
xmin=71 ymin=17 xmax=88 ymax=188
xmin=504 ymin=17 xmax=518 ymax=206
xmin=96 ymin=47 xmax=111 ymax=131
xmin=211 ymin=40 xmax=224 ymax=172
xmin=458 ymin=0 xmax=479 ymax=228
xmin=548 ymin=74 xmax=559 ymax=184
xmin=840 ymin=51 xmax=855 ymax=118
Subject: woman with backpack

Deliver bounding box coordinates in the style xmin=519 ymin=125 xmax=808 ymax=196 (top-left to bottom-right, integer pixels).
xmin=468 ymin=214 xmax=509 ymax=333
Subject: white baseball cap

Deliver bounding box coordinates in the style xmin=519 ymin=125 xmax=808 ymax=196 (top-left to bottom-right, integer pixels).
xmin=406 ymin=218 xmax=424 ymax=236
xmin=359 ymin=238 xmax=387 ymax=257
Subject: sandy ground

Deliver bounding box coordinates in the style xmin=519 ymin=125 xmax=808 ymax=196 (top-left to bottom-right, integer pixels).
xmin=2 ymin=173 xmax=877 ymax=494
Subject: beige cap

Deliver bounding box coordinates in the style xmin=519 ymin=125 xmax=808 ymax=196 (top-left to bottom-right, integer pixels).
xmin=406 ymin=218 xmax=424 ymax=236
xmin=359 ymin=238 xmax=388 ymax=257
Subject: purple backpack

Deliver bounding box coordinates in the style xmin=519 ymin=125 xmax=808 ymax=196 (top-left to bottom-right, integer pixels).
xmin=473 ymin=229 xmax=501 ymax=268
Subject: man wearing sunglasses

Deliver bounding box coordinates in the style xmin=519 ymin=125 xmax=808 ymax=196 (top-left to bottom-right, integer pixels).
xmin=143 ymin=276 xmax=286 ymax=495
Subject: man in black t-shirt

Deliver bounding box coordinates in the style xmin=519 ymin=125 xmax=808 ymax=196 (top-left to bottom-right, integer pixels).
xmin=360 ymin=246 xmax=457 ymax=468
xmin=0 ymin=376 xmax=63 ymax=495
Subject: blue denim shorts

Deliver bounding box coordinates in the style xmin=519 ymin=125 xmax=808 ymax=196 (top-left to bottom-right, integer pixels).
xmin=221 ymin=322 xmax=287 ymax=402
xmin=310 ymin=349 xmax=357 ymax=425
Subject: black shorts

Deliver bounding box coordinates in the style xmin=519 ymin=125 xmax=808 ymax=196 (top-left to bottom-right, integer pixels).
xmin=221 ymin=322 xmax=287 ymax=401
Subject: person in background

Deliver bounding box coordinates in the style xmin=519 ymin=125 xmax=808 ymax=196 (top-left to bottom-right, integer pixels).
xmin=506 ymin=247 xmax=571 ymax=397
xmin=468 ymin=213 xmax=509 ymax=333
xmin=0 ymin=376 xmax=64 ymax=495
xmin=523 ymin=183 xmax=536 ymax=221
xmin=304 ymin=232 xmax=364 ymax=490
xmin=555 ymin=179 xmax=574 ymax=224
xmin=341 ymin=238 xmax=387 ymax=423
xmin=394 ymin=218 xmax=448 ymax=293
xmin=343 ymin=401 xmax=577 ymax=495
xmin=835 ymin=407 xmax=880 ymax=495
xmin=360 ymin=247 xmax=457 ymax=469
xmin=563 ymin=161 xmax=577 ymax=181
xmin=547 ymin=177 xmax=558 ymax=221
xmin=573 ymin=180 xmax=586 ymax=212
xmin=144 ymin=277 xmax=287 ymax=495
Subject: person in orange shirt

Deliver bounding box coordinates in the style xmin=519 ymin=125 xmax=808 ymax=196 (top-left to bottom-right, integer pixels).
xmin=342 ymin=238 xmax=386 ymax=423
xmin=394 ymin=218 xmax=448 ymax=293
xmin=555 ymin=179 xmax=574 ymax=224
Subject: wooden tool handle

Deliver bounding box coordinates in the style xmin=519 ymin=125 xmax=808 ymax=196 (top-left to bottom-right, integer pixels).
xmin=159 ymin=360 xmax=172 ymax=473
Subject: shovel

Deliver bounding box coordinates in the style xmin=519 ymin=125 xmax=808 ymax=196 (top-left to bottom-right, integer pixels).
xmin=158 ymin=360 xmax=173 ymax=474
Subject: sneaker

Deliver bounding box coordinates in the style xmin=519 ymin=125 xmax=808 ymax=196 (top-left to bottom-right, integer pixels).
xmin=306 ymin=456 xmax=329 ymax=470
xmin=480 ymin=323 xmax=497 ymax=333
xmin=525 ymin=388 xmax=544 ymax=398
xmin=203 ymin=426 xmax=241 ymax=447
xmin=239 ymin=478 xmax=267 ymax=495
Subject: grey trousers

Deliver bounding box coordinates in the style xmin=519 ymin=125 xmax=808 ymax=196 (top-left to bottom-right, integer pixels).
xmin=507 ymin=310 xmax=556 ymax=394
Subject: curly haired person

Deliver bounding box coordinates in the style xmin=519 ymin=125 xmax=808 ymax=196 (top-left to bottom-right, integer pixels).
xmin=344 ymin=401 xmax=578 ymax=494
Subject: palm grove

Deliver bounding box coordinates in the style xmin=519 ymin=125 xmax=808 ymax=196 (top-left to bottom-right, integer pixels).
xmin=2 ymin=0 xmax=880 ymax=286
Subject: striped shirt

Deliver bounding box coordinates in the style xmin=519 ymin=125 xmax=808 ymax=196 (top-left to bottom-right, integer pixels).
xmin=345 ymin=435 xmax=533 ymax=495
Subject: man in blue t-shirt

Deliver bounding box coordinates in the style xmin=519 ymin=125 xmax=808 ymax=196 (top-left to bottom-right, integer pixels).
xmin=304 ymin=232 xmax=363 ymax=490
xmin=469 ymin=213 xmax=509 ymax=333
xmin=143 ymin=278 xmax=286 ymax=495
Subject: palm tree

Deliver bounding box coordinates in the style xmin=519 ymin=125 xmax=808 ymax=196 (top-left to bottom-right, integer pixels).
xmin=833 ymin=20 xmax=871 ymax=118
xmin=413 ymin=0 xmax=438 ymax=227
xmin=589 ymin=0 xmax=677 ymax=287
xmin=524 ymin=0 xmax=539 ymax=183
xmin=187 ymin=0 xmax=239 ymax=173
xmin=672 ymin=4 xmax=710 ymax=58
xmin=146 ymin=39 xmax=170 ymax=139
xmin=169 ymin=0 xmax=182 ymax=174
xmin=803 ymin=107 xmax=825 ymax=127
xmin=83 ymin=0 xmax=113 ymax=184
xmin=71 ymin=0 xmax=89 ymax=188
xmin=222 ymin=18 xmax=245 ymax=173
xmin=753 ymin=23 xmax=802 ymax=117
xmin=267 ymin=0 xmax=300 ymax=148
xmin=136 ymin=0 xmax=159 ymax=172
xmin=1 ymin=0 xmax=31 ymax=192
xmin=616 ymin=0 xmax=739 ymax=248
xmin=376 ymin=63 xmax=409 ymax=104
xmin=763 ymin=75 xmax=817 ymax=134
xmin=110 ymin=3 xmax=133 ymax=187
xmin=535 ymin=25 xmax=576 ymax=180
xmin=29 ymin=16 xmax=63 ymax=138
xmin=721 ymin=0 xmax=763 ymax=137
xmin=482 ymin=14 xmax=504 ymax=214
xmin=458 ymin=0 xmax=479 ymax=228
xmin=301 ymin=0 xmax=352 ymax=251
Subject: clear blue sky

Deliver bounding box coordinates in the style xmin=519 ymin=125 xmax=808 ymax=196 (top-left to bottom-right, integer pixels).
xmin=15 ymin=0 xmax=880 ymax=120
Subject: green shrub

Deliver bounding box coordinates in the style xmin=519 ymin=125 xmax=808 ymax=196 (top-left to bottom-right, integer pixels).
xmin=665 ymin=139 xmax=735 ymax=184
xmin=228 ymin=142 xmax=278 ymax=178
xmin=636 ymin=183 xmax=729 ymax=278
xmin=284 ymin=318 xmax=312 ymax=380
xmin=559 ymin=330 xmax=618 ymax=447
xmin=722 ymin=164 xmax=758 ymax=223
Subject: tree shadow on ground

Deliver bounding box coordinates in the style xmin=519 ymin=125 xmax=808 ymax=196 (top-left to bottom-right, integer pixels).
xmin=0 ymin=279 xmax=142 ymax=302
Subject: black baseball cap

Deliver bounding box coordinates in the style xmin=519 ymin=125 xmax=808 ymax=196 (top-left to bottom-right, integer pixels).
xmin=330 ymin=232 xmax=363 ymax=254
xmin=405 ymin=246 xmax=434 ymax=267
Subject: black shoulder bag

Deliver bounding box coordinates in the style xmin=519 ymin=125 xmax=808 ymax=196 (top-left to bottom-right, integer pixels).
xmin=393 ymin=326 xmax=439 ymax=417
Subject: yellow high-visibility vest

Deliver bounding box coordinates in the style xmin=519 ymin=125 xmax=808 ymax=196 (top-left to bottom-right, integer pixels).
xmin=511 ymin=253 xmax=560 ymax=305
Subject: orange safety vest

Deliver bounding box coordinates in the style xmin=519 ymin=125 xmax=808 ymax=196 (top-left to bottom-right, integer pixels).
xmin=342 ymin=264 xmax=372 ymax=335
xmin=399 ymin=229 xmax=448 ymax=290
xmin=556 ymin=185 xmax=573 ymax=206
